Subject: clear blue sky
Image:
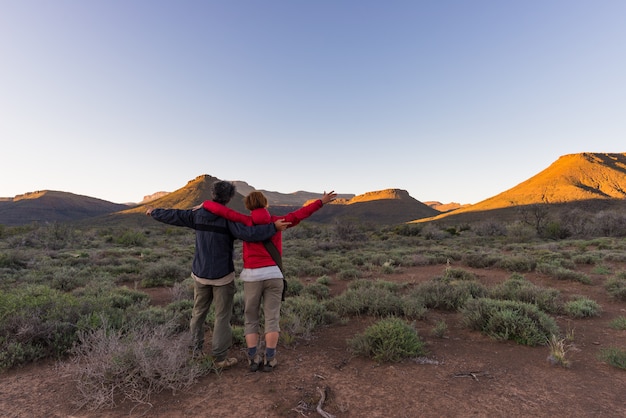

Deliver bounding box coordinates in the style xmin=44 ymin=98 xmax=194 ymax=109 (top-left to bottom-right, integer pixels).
xmin=2 ymin=1 xmax=625 ymax=204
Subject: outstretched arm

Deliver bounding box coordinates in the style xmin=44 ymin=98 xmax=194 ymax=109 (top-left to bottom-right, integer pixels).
xmin=202 ymin=200 xmax=251 ymax=225
xmin=282 ymin=190 xmax=337 ymax=227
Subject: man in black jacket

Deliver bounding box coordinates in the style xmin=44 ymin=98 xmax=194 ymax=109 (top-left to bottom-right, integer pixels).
xmin=147 ymin=181 xmax=288 ymax=368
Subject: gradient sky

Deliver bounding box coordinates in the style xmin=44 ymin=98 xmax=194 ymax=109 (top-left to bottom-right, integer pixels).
xmin=2 ymin=1 xmax=625 ymax=204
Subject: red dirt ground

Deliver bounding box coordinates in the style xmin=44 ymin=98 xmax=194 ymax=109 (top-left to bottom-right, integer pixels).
xmin=2 ymin=265 xmax=625 ymax=417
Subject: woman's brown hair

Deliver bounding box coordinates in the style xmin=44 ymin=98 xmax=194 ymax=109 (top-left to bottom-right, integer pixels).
xmin=245 ymin=191 xmax=268 ymax=211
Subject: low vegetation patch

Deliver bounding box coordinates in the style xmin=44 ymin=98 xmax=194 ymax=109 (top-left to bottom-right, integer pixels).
xmin=605 ymin=272 xmax=626 ymax=301
xmin=564 ymin=296 xmax=601 ymax=318
xmin=280 ymin=295 xmax=337 ymax=342
xmin=536 ymin=262 xmax=592 ymax=284
xmin=348 ymin=317 xmax=426 ymax=362
xmin=489 ymin=273 xmax=563 ymax=313
xmin=609 ymin=316 xmax=626 ymax=330
xmin=68 ymin=320 xmax=209 ymax=410
xmin=598 ymin=347 xmax=626 ymax=370
xmin=413 ymin=276 xmax=488 ymax=311
xmin=461 ymin=298 xmax=559 ymax=346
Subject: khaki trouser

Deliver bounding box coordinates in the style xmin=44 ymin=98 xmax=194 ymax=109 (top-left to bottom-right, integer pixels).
xmin=243 ymin=278 xmax=283 ymax=336
xmin=190 ymin=279 xmax=235 ymax=361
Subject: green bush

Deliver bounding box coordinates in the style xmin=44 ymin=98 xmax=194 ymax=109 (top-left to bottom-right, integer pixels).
xmin=609 ymin=316 xmax=626 ymax=330
xmin=326 ymin=280 xmax=404 ymax=317
xmin=348 ymin=317 xmax=425 ymax=362
xmin=0 ymin=251 xmax=28 ymax=269
xmin=536 ymin=262 xmax=591 ymax=284
xmin=605 ymin=275 xmax=626 ymax=301
xmin=495 ymin=256 xmax=536 ymax=272
xmin=114 ymin=230 xmax=147 ymax=247
xmin=0 ymin=285 xmax=82 ymax=369
xmin=564 ymin=296 xmax=601 ymax=318
xmin=461 ymin=298 xmax=559 ymax=346
xmin=413 ymin=277 xmax=488 ymax=311
xmin=302 ymin=282 xmax=331 ymax=300
xmin=598 ymin=347 xmax=626 ymax=370
xmin=280 ymin=296 xmax=337 ymax=340
xmin=463 ymin=252 xmax=502 ymax=268
xmin=489 ymin=273 xmax=563 ymax=313
xmin=142 ymin=262 xmax=188 ymax=287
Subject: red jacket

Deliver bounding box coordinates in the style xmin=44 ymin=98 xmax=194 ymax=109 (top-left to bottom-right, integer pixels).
xmin=202 ymin=199 xmax=324 ymax=269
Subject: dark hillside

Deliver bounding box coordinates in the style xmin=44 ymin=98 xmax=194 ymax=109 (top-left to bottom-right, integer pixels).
xmin=0 ymin=191 xmax=129 ymax=226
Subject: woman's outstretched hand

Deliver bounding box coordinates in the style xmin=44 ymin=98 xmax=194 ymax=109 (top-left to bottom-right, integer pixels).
xmin=321 ymin=190 xmax=337 ymax=205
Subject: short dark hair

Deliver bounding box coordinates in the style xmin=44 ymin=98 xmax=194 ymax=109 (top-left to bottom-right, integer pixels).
xmin=212 ymin=181 xmax=236 ymax=204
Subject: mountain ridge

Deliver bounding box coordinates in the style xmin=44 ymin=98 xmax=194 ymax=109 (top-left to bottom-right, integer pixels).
xmin=420 ymin=152 xmax=626 ymax=223
xmin=3 ymin=152 xmax=626 ymax=226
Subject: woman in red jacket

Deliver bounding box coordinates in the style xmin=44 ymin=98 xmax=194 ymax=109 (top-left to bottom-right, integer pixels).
xmin=202 ymin=190 xmax=336 ymax=372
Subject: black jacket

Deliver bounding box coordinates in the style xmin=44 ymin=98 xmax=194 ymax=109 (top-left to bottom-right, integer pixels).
xmin=149 ymin=207 xmax=277 ymax=280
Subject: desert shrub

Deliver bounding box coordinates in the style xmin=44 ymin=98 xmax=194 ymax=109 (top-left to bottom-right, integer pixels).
xmin=348 ymin=317 xmax=425 ymax=363
xmin=114 ymin=230 xmax=147 ymax=247
xmin=605 ymin=273 xmax=626 ymax=301
xmin=326 ymin=280 xmax=404 ymax=317
xmin=461 ymin=298 xmax=559 ymax=346
xmin=473 ymin=221 xmax=507 ymax=237
xmin=560 ymin=208 xmax=592 ymax=237
xmin=400 ymin=294 xmax=428 ymax=319
xmin=421 ymin=225 xmax=447 ymax=240
xmin=337 ymin=267 xmax=361 ymax=280
xmin=431 ymin=320 xmax=448 ymax=338
xmin=170 ymin=279 xmax=194 ymax=302
xmin=506 ymin=222 xmax=537 ymax=242
xmin=444 ymin=267 xmax=477 ymax=281
xmin=0 ymin=251 xmax=28 ymax=269
xmin=592 ymin=264 xmax=611 ymax=275
xmin=412 ymin=277 xmax=488 ymax=311
xmin=142 ymin=262 xmax=188 ymax=287
xmin=572 ymin=253 xmax=600 ymax=265
xmin=302 ymin=282 xmax=330 ymax=300
xmin=232 ymin=325 xmax=246 ymax=346
xmin=489 ymin=273 xmax=563 ymax=313
xmin=547 ymin=334 xmax=571 ymax=368
xmin=495 ymin=255 xmax=536 ymax=272
xmin=280 ymin=296 xmax=337 ymax=341
xmin=50 ymin=267 xmax=89 ymax=291
xmin=540 ymin=221 xmax=571 ymax=240
xmin=68 ymin=320 xmax=209 ymax=411
xmin=284 ymin=277 xmax=304 ymax=297
xmin=316 ymin=275 xmax=331 ymax=285
xmin=536 ymin=262 xmax=591 ymax=284
xmin=564 ymin=296 xmax=601 ymax=318
xmin=591 ymin=210 xmax=626 ymax=237
xmin=609 ymin=316 xmax=626 ymax=330
xmin=393 ymin=224 xmax=422 ymax=236
xmin=598 ymin=347 xmax=626 ymax=370
xmin=603 ymin=251 xmax=626 ymax=263
xmin=334 ymin=219 xmax=367 ymax=242
xmin=0 ymin=285 xmax=83 ymax=369
xmin=463 ymin=252 xmax=501 ymax=268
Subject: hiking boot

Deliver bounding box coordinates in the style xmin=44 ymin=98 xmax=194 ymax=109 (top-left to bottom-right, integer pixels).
xmin=214 ymin=357 xmax=238 ymax=369
xmin=263 ymin=356 xmax=277 ymax=372
xmin=248 ymin=353 xmax=264 ymax=372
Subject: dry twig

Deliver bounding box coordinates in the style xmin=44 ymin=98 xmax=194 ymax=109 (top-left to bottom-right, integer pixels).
xmin=316 ymin=386 xmax=335 ymax=418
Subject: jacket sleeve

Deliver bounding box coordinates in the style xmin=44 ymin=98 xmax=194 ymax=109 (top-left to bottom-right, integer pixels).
xmin=281 ymin=199 xmax=323 ymax=228
xmin=202 ymin=200 xmax=252 ymax=225
xmin=226 ymin=220 xmax=276 ymax=242
xmin=149 ymin=208 xmax=196 ymax=228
